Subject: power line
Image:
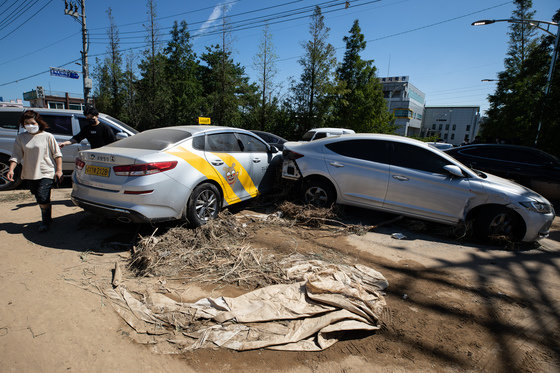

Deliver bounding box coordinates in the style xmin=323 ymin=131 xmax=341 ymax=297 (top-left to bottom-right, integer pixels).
xmin=88 ymin=0 xmax=377 ymax=45
xmin=0 ymin=0 xmax=53 ymax=40
xmin=87 ymin=0 xmax=346 ymax=38
xmin=0 ymin=57 xmax=79 ymax=87
xmin=0 ymin=31 xmax=80 ymax=66
xmin=0 ymin=0 xmax=18 ymax=18
xmin=0 ymin=0 xmax=41 ymax=31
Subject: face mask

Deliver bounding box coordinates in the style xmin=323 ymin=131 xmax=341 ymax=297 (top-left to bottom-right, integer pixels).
xmin=88 ymin=118 xmax=96 ymax=125
xmin=24 ymin=124 xmax=39 ymax=134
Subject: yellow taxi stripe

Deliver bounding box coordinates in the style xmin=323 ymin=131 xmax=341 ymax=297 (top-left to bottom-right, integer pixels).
xmin=166 ymin=146 xmax=242 ymax=205
xmin=211 ymin=152 xmax=259 ymax=198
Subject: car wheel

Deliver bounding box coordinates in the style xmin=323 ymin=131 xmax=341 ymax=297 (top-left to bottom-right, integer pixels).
xmin=0 ymin=155 xmax=22 ymax=191
xmin=186 ymin=183 xmax=221 ymax=227
xmin=474 ymin=206 xmax=522 ymax=242
xmin=302 ymin=179 xmax=335 ymax=208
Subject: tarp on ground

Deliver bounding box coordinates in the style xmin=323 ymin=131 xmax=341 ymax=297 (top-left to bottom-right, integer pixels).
xmin=105 ymin=259 xmax=388 ymax=351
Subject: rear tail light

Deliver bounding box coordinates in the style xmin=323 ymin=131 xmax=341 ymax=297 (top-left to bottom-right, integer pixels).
xmin=75 ymin=157 xmax=85 ymax=170
xmin=282 ymin=149 xmax=304 ymax=160
xmin=113 ymin=161 xmax=178 ymax=176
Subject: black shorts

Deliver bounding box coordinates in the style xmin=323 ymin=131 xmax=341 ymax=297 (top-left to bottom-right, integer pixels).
xmin=28 ymin=178 xmax=54 ymax=204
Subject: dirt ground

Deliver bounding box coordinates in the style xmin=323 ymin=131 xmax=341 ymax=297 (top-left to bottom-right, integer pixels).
xmin=1 ymin=187 xmax=559 ymax=372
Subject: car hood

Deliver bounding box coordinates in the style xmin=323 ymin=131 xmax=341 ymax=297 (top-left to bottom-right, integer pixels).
xmin=481 ymin=171 xmax=549 ymax=203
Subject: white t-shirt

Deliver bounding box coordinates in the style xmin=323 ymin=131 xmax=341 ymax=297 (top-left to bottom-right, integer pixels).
xmin=10 ymin=131 xmax=62 ymax=180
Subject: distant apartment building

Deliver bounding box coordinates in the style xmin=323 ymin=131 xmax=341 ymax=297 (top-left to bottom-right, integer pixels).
xmin=379 ymin=76 xmax=426 ymax=137
xmin=23 ymin=86 xmax=88 ymax=110
xmin=422 ymin=106 xmax=480 ymax=146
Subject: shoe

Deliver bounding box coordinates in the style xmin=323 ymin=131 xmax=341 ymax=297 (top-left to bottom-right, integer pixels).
xmin=38 ymin=223 xmax=49 ymax=232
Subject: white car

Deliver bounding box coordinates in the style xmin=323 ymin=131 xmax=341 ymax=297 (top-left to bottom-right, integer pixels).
xmin=301 ymin=127 xmax=355 ymax=141
xmin=71 ymin=126 xmax=282 ymax=226
xmin=281 ymin=134 xmax=555 ymax=242
xmin=0 ymin=107 xmax=137 ymax=190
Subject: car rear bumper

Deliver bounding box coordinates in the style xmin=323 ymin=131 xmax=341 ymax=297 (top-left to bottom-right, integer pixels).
xmin=71 ymin=196 xmax=153 ymax=223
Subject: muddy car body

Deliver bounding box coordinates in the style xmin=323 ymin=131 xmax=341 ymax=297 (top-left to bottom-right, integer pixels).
xmin=282 ymin=134 xmax=555 ymax=242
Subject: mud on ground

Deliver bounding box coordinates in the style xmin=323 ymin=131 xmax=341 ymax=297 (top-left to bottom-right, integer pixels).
xmin=1 ymin=189 xmax=559 ymax=372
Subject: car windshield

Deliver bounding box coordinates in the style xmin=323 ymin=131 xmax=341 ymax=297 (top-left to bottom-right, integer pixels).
xmin=102 ymin=115 xmax=139 ymax=134
xmin=106 ymin=128 xmax=192 ymax=150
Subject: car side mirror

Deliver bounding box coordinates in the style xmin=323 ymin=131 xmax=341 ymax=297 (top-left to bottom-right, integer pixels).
xmin=269 ymin=145 xmax=278 ymax=153
xmin=116 ymin=132 xmax=128 ymax=140
xmin=443 ymin=165 xmax=464 ymax=178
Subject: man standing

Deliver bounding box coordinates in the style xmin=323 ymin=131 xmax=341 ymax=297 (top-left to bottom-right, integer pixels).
xmin=58 ymin=106 xmax=116 ymax=149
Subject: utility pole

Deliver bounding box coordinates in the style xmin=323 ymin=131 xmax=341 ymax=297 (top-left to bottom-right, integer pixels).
xmin=64 ymin=0 xmax=92 ymax=108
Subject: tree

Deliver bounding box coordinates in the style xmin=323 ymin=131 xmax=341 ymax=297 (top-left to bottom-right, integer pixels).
xmin=162 ymin=20 xmax=202 ymax=126
xmin=93 ymin=7 xmax=124 ymax=118
xmin=290 ymin=6 xmax=337 ymax=136
xmin=253 ymin=25 xmax=279 ymax=131
xmin=136 ymin=0 xmax=167 ymax=130
xmin=331 ymin=20 xmax=394 ymax=133
xmin=482 ymin=0 xmax=541 ymax=145
xmin=200 ymin=44 xmax=258 ymax=127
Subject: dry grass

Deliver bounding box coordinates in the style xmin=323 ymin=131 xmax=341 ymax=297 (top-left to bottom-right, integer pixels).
xmin=129 ymin=202 xmax=374 ymax=289
xmin=129 ymin=212 xmax=287 ymax=288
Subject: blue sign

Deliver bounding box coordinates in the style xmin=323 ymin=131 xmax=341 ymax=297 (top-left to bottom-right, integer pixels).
xmin=50 ymin=67 xmax=80 ymax=79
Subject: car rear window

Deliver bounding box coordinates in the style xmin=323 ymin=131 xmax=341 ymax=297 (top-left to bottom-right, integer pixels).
xmin=0 ymin=111 xmax=22 ymax=129
xmin=302 ymin=131 xmax=316 ymax=141
xmin=105 ymin=128 xmax=191 ymax=150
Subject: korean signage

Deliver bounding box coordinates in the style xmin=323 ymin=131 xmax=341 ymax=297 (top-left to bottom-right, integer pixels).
xmin=50 ymin=67 xmax=80 ymax=79
xmin=198 ymin=117 xmax=211 ymax=124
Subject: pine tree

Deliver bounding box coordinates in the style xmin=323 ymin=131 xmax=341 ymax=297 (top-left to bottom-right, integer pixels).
xmin=483 ymin=0 xmax=540 ymax=144
xmin=163 ymin=20 xmax=202 ymax=126
xmin=93 ymin=7 xmax=124 ymax=118
xmin=200 ymin=45 xmax=257 ymax=127
xmin=290 ymin=6 xmax=337 ymax=136
xmin=253 ymin=25 xmax=279 ymax=131
xmin=332 ymin=20 xmax=394 ymax=133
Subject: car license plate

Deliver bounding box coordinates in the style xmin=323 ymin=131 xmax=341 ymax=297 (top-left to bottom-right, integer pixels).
xmin=85 ymin=165 xmax=110 ymax=177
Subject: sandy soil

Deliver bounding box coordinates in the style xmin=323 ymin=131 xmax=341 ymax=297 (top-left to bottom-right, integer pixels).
xmin=1 ymin=188 xmax=559 ymax=372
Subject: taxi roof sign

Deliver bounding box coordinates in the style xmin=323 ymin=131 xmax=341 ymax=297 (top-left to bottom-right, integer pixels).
xmin=198 ymin=117 xmax=211 ymax=124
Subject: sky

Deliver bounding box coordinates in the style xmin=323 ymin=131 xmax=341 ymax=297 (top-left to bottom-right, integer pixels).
xmin=0 ymin=0 xmax=558 ymax=116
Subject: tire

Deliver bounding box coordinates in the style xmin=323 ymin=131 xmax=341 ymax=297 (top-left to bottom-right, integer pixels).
xmin=186 ymin=183 xmax=221 ymax=227
xmin=302 ymin=179 xmax=335 ymax=208
xmin=0 ymin=155 xmax=22 ymax=191
xmin=474 ymin=206 xmax=523 ymax=242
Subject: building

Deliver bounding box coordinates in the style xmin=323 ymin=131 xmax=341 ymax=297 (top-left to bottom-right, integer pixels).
xmin=379 ymin=76 xmax=426 ymax=137
xmin=421 ymin=106 xmax=480 ymax=146
xmin=23 ymin=86 xmax=89 ymax=110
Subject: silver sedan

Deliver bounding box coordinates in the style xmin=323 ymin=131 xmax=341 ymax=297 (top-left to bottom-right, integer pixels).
xmin=72 ymin=126 xmax=281 ymax=226
xmin=281 ymin=134 xmax=555 ymax=242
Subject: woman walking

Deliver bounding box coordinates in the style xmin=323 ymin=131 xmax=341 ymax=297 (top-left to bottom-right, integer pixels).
xmin=6 ymin=110 xmax=62 ymax=232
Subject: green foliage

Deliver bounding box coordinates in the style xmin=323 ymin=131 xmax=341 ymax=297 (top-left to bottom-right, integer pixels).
xmin=289 ymin=6 xmax=337 ymax=137
xmin=331 ymin=20 xmax=395 ymax=134
xmin=482 ymin=3 xmax=560 ymax=157
xmin=199 ymin=45 xmax=258 ymax=127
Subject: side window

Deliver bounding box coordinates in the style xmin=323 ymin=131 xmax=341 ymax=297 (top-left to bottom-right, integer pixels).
xmin=206 ymin=132 xmax=242 ymax=152
xmin=0 ymin=111 xmax=22 ymax=130
xmin=390 ymin=142 xmax=449 ymax=174
xmin=192 ymin=135 xmax=205 ymax=151
xmin=79 ymin=117 xmax=119 ymax=135
xmin=235 ymin=133 xmax=268 ymax=153
xmin=42 ymin=115 xmax=73 ymax=136
xmin=314 ymin=132 xmax=328 ymax=140
xmin=325 ymin=140 xmax=389 ymax=164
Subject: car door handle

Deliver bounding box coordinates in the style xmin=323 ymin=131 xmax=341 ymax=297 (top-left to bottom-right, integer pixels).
xmin=253 ymin=158 xmax=261 ymax=163
xmin=392 ymin=175 xmax=409 ymax=181
xmin=329 ymin=162 xmax=344 ymax=168
xmin=211 ymin=160 xmax=224 ymax=166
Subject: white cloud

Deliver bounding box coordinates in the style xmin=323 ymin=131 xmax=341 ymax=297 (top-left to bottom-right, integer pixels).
xmin=195 ymin=1 xmax=235 ymax=36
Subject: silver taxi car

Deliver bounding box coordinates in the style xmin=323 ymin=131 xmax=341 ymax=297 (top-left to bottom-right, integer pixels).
xmin=72 ymin=126 xmax=281 ymax=226
xmin=281 ymin=134 xmax=555 ymax=242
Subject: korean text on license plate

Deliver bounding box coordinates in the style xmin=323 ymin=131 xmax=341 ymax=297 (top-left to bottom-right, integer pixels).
xmin=85 ymin=165 xmax=110 ymax=177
